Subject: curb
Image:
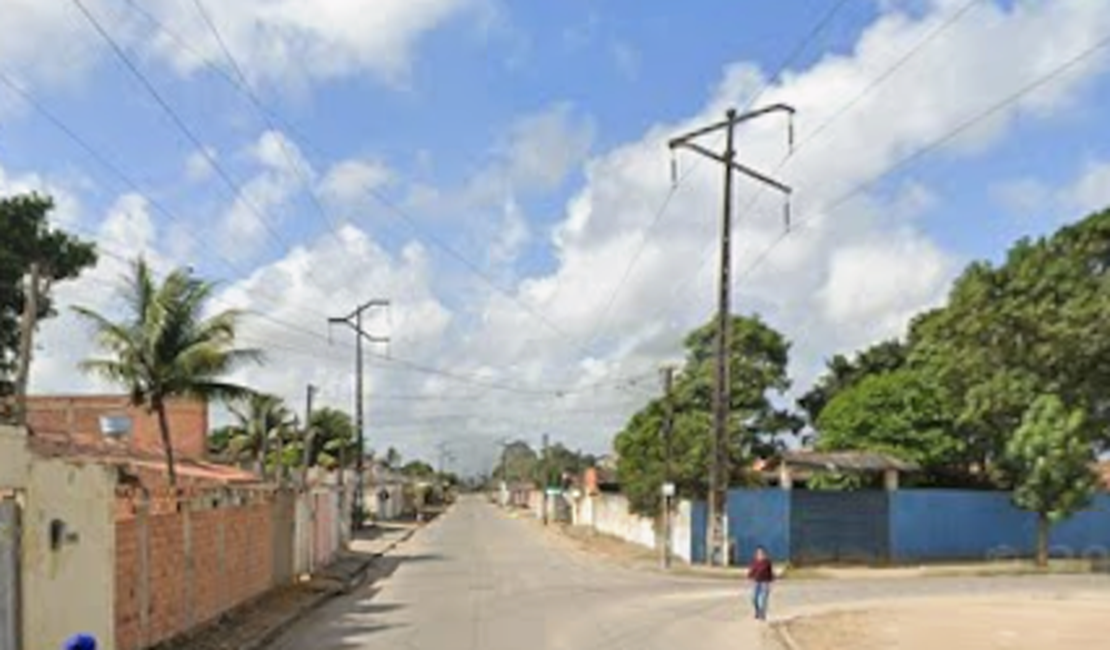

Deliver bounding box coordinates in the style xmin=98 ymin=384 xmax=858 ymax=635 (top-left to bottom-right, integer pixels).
xmin=239 ymin=527 xmax=421 ymax=650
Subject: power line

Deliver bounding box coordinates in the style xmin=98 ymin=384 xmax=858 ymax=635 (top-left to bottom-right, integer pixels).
xmin=638 ymin=0 xmax=989 ymax=328
xmin=578 ymin=0 xmax=855 ymax=356
xmin=187 ymin=0 xmax=348 ymax=243
xmin=70 ymin=0 xmax=309 ymax=268
xmin=727 ymin=26 xmax=1110 ymax=289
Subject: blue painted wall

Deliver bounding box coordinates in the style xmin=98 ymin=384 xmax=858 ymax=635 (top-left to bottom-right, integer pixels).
xmin=890 ymin=490 xmax=1036 ymax=561
xmin=890 ymin=491 xmax=1110 ymax=561
xmin=726 ymin=489 xmax=791 ymax=564
xmin=691 ymin=500 xmax=708 ymax=564
xmin=1050 ymin=495 xmax=1110 ymax=556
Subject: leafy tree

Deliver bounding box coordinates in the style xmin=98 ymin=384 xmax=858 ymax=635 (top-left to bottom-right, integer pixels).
xmin=798 ymin=339 xmax=907 ymax=425
xmin=401 ymin=460 xmax=436 ymax=479
xmin=227 ymin=392 xmax=297 ymax=479
xmin=76 ymin=259 xmax=260 ymax=485
xmin=615 ymin=314 xmax=797 ymax=516
xmin=0 ymin=193 xmax=97 ymax=419
xmin=307 ymin=407 xmax=358 ymax=470
xmin=909 ymin=208 xmax=1110 ymax=478
xmin=815 ymin=368 xmax=965 ymax=482
xmin=493 ymin=440 xmax=539 ymax=482
xmin=536 ymin=442 xmax=597 ymax=488
xmin=1005 ymin=395 xmax=1098 ymax=567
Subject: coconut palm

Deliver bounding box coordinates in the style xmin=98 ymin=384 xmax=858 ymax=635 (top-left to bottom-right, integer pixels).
xmin=228 ymin=392 xmax=297 ymax=480
xmin=75 ymin=259 xmax=260 ymax=485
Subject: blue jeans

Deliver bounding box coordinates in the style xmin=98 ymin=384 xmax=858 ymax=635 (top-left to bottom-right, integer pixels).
xmin=752 ymin=581 xmax=771 ymax=620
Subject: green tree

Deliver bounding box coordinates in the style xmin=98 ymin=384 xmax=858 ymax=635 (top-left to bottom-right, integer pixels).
xmin=228 ymin=392 xmax=297 ymax=480
xmin=0 ymin=193 xmax=97 ymax=419
xmin=401 ymin=460 xmax=436 ymax=480
xmin=307 ymin=407 xmax=358 ymax=470
xmin=1005 ymin=394 xmax=1098 ymax=567
xmin=493 ymin=440 xmax=539 ymax=482
xmin=615 ymin=314 xmax=797 ymax=516
xmin=815 ymin=368 xmax=964 ymax=483
xmin=76 ymin=259 xmax=260 ymax=485
xmin=909 ymin=208 xmax=1110 ymax=476
xmin=798 ymin=339 xmax=907 ymax=425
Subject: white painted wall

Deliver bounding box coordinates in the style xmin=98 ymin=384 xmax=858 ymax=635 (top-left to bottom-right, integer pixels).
xmin=592 ymin=494 xmax=658 ymax=549
xmin=0 ymin=425 xmax=116 ymax=650
xmin=571 ymin=493 xmax=694 ymax=562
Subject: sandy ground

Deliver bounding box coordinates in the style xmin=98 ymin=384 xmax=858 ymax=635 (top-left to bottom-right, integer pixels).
xmin=785 ymin=596 xmax=1110 ymax=650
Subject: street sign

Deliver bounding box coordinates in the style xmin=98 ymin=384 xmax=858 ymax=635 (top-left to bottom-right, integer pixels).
xmin=661 ymin=482 xmax=676 ymax=497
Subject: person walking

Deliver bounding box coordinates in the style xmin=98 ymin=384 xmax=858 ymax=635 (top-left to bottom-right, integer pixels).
xmin=747 ymin=545 xmax=775 ymax=621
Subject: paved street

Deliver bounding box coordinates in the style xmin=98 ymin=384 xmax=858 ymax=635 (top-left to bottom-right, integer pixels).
xmin=272 ymin=496 xmax=1110 ymax=650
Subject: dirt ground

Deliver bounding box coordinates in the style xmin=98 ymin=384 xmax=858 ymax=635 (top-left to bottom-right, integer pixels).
xmin=785 ymin=596 xmax=1110 ymax=650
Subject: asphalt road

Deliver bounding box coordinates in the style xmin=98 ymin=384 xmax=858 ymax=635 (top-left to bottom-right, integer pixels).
xmin=271 ymin=496 xmax=1110 ymax=650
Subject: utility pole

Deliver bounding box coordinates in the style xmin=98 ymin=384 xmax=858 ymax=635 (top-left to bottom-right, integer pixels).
xmin=669 ymin=104 xmax=794 ymax=566
xmin=329 ymin=299 xmax=390 ymax=531
xmin=541 ymin=433 xmax=550 ymax=525
xmin=302 ymin=383 xmax=317 ymax=487
xmin=660 ymin=365 xmax=677 ymax=570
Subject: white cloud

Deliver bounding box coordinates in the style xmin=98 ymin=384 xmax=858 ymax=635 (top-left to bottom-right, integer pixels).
xmin=146 ymin=0 xmax=477 ymax=87
xmin=499 ymin=103 xmax=595 ymax=192
xmin=1063 ymin=160 xmax=1110 ymax=214
xmin=219 ymin=130 xmax=308 ymax=259
xmin=0 ymin=0 xmax=476 ymax=93
xmin=320 ymin=158 xmax=393 ymax=206
xmin=818 ymin=231 xmax=957 ymax=344
xmin=31 ymin=192 xmax=169 ymax=395
xmin=184 ymin=146 xmax=218 ymax=182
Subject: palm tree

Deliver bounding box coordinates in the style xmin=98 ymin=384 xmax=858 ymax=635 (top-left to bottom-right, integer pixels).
xmin=75 ymin=259 xmax=260 ymax=485
xmin=228 ymin=392 xmax=296 ymax=480
xmin=307 ymin=407 xmax=357 ymax=470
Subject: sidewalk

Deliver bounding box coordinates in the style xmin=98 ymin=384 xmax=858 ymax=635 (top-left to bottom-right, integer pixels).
xmin=159 ymin=522 xmax=421 ymax=650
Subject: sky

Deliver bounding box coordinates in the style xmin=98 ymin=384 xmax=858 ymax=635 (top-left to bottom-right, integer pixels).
xmin=5 ymin=0 xmax=1110 ymax=475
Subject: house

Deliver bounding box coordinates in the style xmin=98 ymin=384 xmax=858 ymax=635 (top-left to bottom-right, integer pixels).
xmin=755 ymin=450 xmax=919 ymax=491
xmin=365 ymin=461 xmax=413 ymax=521
xmin=24 ymin=394 xmax=209 ymax=461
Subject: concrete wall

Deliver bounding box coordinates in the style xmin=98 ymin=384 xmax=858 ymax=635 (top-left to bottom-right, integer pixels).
xmin=672 ymin=500 xmax=693 ymax=563
xmin=365 ymin=483 xmax=405 ymax=521
xmin=593 ymin=494 xmax=657 ymax=549
xmin=0 ymin=425 xmax=116 ymax=650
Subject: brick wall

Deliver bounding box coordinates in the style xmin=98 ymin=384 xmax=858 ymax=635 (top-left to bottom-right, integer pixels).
xmin=114 ymin=487 xmax=278 ymax=650
xmin=26 ymin=395 xmax=209 ymax=459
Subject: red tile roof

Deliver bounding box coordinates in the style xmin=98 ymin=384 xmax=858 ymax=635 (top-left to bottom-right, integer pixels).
xmin=27 ymin=431 xmax=260 ymax=485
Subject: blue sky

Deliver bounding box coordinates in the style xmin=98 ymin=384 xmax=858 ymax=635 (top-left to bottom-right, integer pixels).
xmin=5 ymin=0 xmax=1110 ymax=471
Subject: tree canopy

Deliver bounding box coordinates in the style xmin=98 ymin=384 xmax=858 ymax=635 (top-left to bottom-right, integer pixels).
xmin=1005 ymin=394 xmax=1098 ymax=566
xmin=806 ymin=207 xmax=1110 ymax=486
xmin=615 ymin=314 xmax=796 ymax=516
xmin=77 ymin=259 xmax=259 ymax=484
xmin=0 ymin=193 xmax=96 ymax=414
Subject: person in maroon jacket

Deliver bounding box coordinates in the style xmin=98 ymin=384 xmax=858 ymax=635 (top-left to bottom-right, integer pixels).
xmin=747 ymin=545 xmax=774 ymax=620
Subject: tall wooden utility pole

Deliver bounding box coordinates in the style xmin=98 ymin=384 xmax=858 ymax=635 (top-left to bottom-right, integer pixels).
xmin=668 ymin=104 xmax=794 ymax=566
xmin=660 ymin=364 xmax=677 ymax=570
xmin=329 ymin=299 xmax=390 ymax=531
xmin=302 ymin=383 xmax=317 ymax=487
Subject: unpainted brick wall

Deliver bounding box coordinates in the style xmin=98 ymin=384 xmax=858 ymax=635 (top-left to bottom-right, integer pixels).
xmin=114 ymin=487 xmax=279 ymax=650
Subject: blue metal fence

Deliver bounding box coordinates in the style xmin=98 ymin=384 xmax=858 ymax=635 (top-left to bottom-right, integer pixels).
xmin=726 ymin=489 xmax=791 ymax=564
xmin=689 ymin=490 xmax=1110 ymax=565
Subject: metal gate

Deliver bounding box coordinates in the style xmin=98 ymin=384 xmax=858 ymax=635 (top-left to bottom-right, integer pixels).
xmin=790 ymin=491 xmax=889 ymax=564
xmin=0 ymin=498 xmax=20 ymax=650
